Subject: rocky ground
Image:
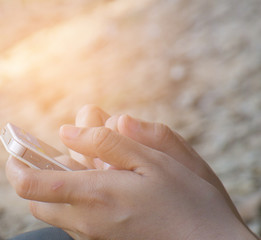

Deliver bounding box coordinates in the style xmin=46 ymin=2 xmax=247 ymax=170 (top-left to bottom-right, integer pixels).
xmin=0 ymin=0 xmax=261 ymax=238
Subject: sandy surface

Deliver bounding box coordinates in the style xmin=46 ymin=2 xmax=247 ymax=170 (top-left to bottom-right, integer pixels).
xmin=0 ymin=0 xmax=261 ymax=238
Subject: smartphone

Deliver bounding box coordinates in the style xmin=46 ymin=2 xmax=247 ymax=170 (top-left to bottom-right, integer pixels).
xmin=0 ymin=123 xmax=83 ymax=171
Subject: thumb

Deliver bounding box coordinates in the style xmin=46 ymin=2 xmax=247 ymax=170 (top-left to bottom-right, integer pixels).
xmin=60 ymin=125 xmax=162 ymax=171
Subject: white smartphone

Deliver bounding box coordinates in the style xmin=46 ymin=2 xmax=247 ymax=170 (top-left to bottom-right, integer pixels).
xmin=0 ymin=123 xmax=83 ymax=171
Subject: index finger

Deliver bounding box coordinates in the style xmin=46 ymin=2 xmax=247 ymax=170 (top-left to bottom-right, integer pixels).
xmin=5 ymin=157 xmax=110 ymax=204
xmin=60 ymin=125 xmax=168 ymax=172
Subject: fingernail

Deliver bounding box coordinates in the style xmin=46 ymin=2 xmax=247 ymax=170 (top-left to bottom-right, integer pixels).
xmin=61 ymin=125 xmax=82 ymax=139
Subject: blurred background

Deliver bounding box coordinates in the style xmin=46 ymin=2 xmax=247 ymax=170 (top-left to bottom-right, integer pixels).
xmin=0 ymin=0 xmax=261 ymax=238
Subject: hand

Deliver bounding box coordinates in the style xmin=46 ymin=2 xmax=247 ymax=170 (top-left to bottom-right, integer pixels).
xmin=68 ymin=105 xmax=246 ymax=223
xmin=6 ymin=107 xmax=257 ymax=240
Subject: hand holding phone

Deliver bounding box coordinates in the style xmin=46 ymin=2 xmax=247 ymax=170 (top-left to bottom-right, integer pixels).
xmin=0 ymin=123 xmax=85 ymax=171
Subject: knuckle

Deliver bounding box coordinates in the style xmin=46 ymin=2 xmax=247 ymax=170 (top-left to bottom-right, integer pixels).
xmin=92 ymin=127 xmax=120 ymax=155
xmin=153 ymin=123 xmax=173 ymax=144
xmin=83 ymin=174 xmax=109 ymax=207
xmin=92 ymin=127 xmax=111 ymax=148
xmin=86 ymin=191 xmax=105 ymax=208
xmin=16 ymin=171 xmax=37 ymax=199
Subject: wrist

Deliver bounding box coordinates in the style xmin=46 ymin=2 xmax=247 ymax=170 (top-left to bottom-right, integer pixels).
xmin=184 ymin=217 xmax=258 ymax=240
xmin=211 ymin=221 xmax=258 ymax=240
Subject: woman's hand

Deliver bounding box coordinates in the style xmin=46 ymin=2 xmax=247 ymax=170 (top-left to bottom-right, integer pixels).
xmin=6 ymin=107 xmax=257 ymax=239
xmin=69 ymin=105 xmax=245 ymax=222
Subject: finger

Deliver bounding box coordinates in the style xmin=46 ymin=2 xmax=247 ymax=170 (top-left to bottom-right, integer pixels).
xmin=29 ymin=201 xmax=85 ymax=239
xmin=104 ymin=115 xmax=120 ymax=131
xmin=70 ymin=105 xmax=110 ymax=168
xmin=75 ymin=104 xmax=110 ymax=127
xmin=117 ymin=115 xmax=244 ymax=221
xmin=60 ymin=125 xmax=164 ymax=171
xmin=80 ymin=115 xmax=123 ymax=170
xmin=95 ymin=115 xmax=121 ymax=169
xmin=6 ymin=156 xmax=110 ymax=203
xmin=117 ymin=115 xmax=225 ymax=184
xmin=54 ymin=155 xmax=87 ymax=171
xmin=117 ymin=115 xmax=208 ymax=173
xmin=29 ymin=198 xmax=114 ymax=240
xmin=29 ymin=201 xmax=72 ymax=229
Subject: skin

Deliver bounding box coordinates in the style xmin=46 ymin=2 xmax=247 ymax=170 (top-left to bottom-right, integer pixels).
xmin=6 ymin=105 xmax=258 ymax=240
